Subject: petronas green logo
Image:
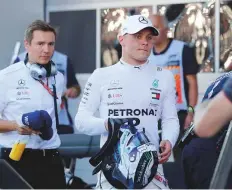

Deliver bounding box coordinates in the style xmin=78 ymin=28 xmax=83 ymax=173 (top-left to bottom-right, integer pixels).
xmin=152 ymin=79 xmax=159 ymax=88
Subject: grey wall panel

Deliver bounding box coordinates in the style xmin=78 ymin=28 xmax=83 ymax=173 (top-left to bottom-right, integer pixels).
xmin=0 ymin=0 xmax=44 ymax=69
xmin=49 ymin=10 xmax=96 ymax=73
xmin=47 ymin=0 xmax=125 ymax=6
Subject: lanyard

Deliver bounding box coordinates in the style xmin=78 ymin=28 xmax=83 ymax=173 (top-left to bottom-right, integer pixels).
xmin=38 ymin=79 xmax=58 ymax=99
xmin=38 ymin=77 xmax=59 ymax=128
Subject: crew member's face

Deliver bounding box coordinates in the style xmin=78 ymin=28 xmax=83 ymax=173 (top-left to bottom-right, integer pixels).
xmin=25 ymin=30 xmax=55 ymax=65
xmin=150 ymin=16 xmax=168 ymax=45
xmin=120 ymin=28 xmax=154 ymax=62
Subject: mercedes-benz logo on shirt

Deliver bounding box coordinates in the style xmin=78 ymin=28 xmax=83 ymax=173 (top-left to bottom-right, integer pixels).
xmin=138 ymin=16 xmax=148 ymax=24
xmin=110 ymin=80 xmax=120 ymax=87
xmin=18 ymin=79 xmax=25 ymax=86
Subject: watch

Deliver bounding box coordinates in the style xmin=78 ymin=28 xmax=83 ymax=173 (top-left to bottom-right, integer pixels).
xmin=187 ymin=106 xmax=195 ymax=114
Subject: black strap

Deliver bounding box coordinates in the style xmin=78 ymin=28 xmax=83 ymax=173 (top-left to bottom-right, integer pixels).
xmin=89 ymin=118 xmax=119 ymax=167
xmin=36 ymin=76 xmax=59 ymax=130
xmin=52 ymin=83 xmax=59 ymax=129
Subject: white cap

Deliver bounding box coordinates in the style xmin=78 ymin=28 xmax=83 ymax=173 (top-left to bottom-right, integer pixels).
xmin=120 ymin=15 xmax=159 ymax=36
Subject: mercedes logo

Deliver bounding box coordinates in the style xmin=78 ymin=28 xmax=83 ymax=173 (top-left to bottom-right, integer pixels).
xmin=18 ymin=79 xmax=25 ymax=86
xmin=138 ymin=16 xmax=148 ymax=24
xmin=110 ymin=80 xmax=119 ymax=87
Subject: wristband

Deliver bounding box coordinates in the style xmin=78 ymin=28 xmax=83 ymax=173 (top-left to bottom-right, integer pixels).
xmin=187 ymin=106 xmax=194 ymax=114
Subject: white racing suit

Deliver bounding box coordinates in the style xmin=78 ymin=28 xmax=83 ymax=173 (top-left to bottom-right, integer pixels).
xmin=75 ymin=60 xmax=180 ymax=189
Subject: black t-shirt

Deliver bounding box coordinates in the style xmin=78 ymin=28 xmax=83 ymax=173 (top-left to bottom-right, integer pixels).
xmin=182 ymin=44 xmax=199 ymax=103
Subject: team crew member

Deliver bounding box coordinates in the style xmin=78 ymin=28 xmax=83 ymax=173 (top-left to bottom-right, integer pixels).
xmin=148 ymin=15 xmax=199 ymax=136
xmin=182 ymin=71 xmax=232 ymax=189
xmin=0 ymin=20 xmax=66 ymax=189
xmin=194 ymin=76 xmax=232 ymax=137
xmin=16 ymin=50 xmax=81 ymax=134
xmin=75 ymin=15 xmax=179 ymax=189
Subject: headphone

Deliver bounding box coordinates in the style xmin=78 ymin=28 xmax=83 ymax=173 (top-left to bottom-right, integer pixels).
xmin=24 ymin=54 xmax=57 ymax=80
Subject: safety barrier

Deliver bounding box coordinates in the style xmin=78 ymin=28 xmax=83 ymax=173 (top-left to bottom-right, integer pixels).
xmin=58 ymin=134 xmax=100 ymax=158
xmin=0 ymin=159 xmax=32 ymax=189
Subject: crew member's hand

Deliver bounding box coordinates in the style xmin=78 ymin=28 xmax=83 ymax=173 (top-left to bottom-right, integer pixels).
xmin=64 ymin=86 xmax=80 ymax=98
xmin=13 ymin=122 xmax=40 ymax=135
xmin=159 ymin=140 xmax=172 ymax=164
xmin=184 ymin=112 xmax=194 ymax=129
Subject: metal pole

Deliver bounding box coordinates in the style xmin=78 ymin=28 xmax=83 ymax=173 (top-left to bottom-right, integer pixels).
xmin=210 ymin=121 xmax=232 ymax=188
xmin=214 ymin=0 xmax=220 ymax=72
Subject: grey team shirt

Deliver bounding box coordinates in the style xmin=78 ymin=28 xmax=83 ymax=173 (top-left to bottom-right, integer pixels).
xmin=75 ymin=60 xmax=180 ymax=150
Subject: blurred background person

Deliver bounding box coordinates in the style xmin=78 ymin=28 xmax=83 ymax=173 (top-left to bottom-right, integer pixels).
xmin=148 ymin=14 xmax=199 ymax=160
xmin=101 ymin=32 xmax=119 ymax=67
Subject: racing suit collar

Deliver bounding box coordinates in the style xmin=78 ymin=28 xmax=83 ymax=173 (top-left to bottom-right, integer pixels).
xmin=119 ymin=59 xmax=149 ymax=70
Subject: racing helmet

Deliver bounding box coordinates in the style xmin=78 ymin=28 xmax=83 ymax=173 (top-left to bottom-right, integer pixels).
xmin=89 ymin=118 xmax=158 ymax=189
